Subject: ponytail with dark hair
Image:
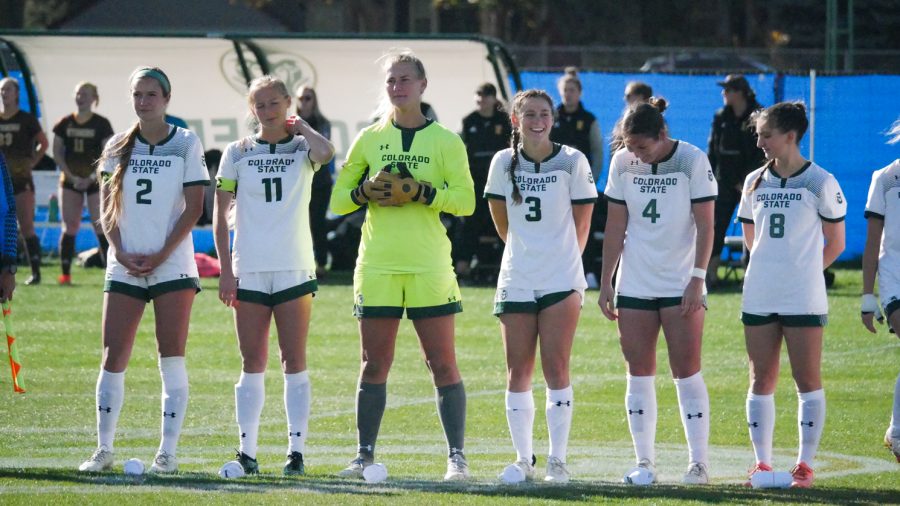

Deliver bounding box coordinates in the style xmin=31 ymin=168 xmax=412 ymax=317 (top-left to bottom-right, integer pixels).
xmin=613 ymin=96 xmax=668 ymax=142
xmin=507 ymin=130 xmax=523 ymax=204
xmin=752 ymin=101 xmax=809 ymax=143
xmin=99 ymin=123 xmax=141 ymax=232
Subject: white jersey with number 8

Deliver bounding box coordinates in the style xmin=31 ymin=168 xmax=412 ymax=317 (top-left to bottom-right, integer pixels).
xmin=737 ymin=161 xmax=846 ymax=314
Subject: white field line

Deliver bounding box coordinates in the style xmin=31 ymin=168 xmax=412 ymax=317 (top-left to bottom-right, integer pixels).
xmin=1 ymin=442 xmax=895 ymax=488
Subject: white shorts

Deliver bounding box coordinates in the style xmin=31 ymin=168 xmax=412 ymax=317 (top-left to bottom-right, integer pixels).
xmin=104 ymin=257 xmax=200 ymax=302
xmin=493 ymin=287 xmax=584 ymax=315
xmin=237 ymin=270 xmax=317 ymax=307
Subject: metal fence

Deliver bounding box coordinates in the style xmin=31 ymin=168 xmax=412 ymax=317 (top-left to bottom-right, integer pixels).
xmin=508 ymin=45 xmax=900 ymax=73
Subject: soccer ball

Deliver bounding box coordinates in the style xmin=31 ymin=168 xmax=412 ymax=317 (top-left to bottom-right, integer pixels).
xmin=362 ymin=463 xmax=388 ymax=483
xmin=623 ymin=467 xmax=654 ymax=485
xmin=219 ymin=460 xmax=246 ymax=479
xmin=123 ymin=458 xmax=144 ymax=476
xmin=499 ymin=463 xmax=527 ymax=484
xmin=750 ymin=471 xmax=792 ymax=489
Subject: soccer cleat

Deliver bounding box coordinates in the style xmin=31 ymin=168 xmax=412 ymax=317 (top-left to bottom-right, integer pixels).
xmin=283 ymin=451 xmax=305 ymax=476
xmin=622 ymin=458 xmax=657 ymax=486
xmin=789 ymin=461 xmax=814 ymax=488
xmin=24 ymin=273 xmax=40 ymax=286
xmin=682 ymin=461 xmax=709 ymax=485
xmin=884 ymin=431 xmax=900 ymax=463
xmin=499 ymin=457 xmax=536 ymax=484
xmin=148 ymin=450 xmax=178 ymax=474
xmin=235 ymin=451 xmax=259 ymax=475
xmin=744 ymin=462 xmax=773 ymax=487
xmin=78 ymin=445 xmax=114 ymax=472
xmin=58 ymin=274 xmax=72 ymax=285
xmin=444 ymin=453 xmax=470 ymax=481
xmin=544 ymin=456 xmax=570 ymax=483
xmin=337 ymin=454 xmax=372 ymax=479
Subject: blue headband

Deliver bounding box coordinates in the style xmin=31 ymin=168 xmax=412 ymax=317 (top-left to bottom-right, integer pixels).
xmin=133 ymin=68 xmax=171 ymax=95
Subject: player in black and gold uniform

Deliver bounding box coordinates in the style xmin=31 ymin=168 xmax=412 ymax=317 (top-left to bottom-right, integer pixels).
xmin=0 ymin=77 xmax=49 ymax=285
xmin=52 ymin=82 xmax=114 ymax=284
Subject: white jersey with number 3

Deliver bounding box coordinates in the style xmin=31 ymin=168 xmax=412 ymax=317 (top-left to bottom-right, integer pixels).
xmin=864 ymin=159 xmax=900 ymax=305
xmin=101 ymin=126 xmax=208 ymax=266
xmin=738 ymin=161 xmax=846 ymax=314
xmin=605 ymin=141 xmax=717 ymax=297
xmin=484 ymin=144 xmax=598 ymax=291
xmin=218 ymin=135 xmax=318 ymax=275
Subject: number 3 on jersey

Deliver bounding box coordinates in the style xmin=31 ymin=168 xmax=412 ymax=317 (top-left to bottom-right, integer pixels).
xmin=525 ymin=196 xmax=541 ymax=222
xmin=642 ymin=198 xmax=660 ymax=223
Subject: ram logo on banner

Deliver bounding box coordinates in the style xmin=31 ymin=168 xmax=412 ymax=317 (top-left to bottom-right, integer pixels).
xmin=220 ymin=49 xmax=317 ymax=95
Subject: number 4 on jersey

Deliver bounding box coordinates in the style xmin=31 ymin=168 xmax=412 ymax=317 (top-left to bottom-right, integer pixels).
xmin=642 ymin=198 xmax=660 ymax=223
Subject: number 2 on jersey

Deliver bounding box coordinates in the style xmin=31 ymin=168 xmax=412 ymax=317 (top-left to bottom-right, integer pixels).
xmin=524 ymin=196 xmax=541 ymax=222
xmin=262 ymin=177 xmax=282 ymax=202
xmin=642 ymin=199 xmax=661 ymax=223
xmin=136 ymin=179 xmax=152 ymax=204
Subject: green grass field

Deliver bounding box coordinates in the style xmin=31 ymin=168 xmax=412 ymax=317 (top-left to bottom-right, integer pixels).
xmin=0 ymin=263 xmax=898 ymax=505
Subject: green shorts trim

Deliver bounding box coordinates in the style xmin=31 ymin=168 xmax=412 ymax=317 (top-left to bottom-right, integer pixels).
xmin=237 ymin=279 xmax=317 ymax=307
xmin=493 ymin=290 xmax=576 ymax=315
xmin=741 ymin=312 xmax=828 ymax=327
xmin=616 ymin=295 xmax=683 ymax=311
xmin=407 ymin=300 xmax=463 ymax=319
xmin=885 ymin=299 xmax=900 ymax=320
xmin=105 ymin=277 xmax=200 ymax=302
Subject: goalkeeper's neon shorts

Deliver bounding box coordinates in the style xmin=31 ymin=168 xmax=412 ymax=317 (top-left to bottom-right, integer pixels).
xmin=352 ymin=267 xmax=462 ymax=319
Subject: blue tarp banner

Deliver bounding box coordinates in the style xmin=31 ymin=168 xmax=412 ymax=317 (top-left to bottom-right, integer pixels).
xmin=518 ymin=72 xmax=900 ymax=260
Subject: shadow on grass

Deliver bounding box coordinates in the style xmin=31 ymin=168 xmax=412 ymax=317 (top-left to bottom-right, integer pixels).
xmin=1 ymin=468 xmax=897 ymax=504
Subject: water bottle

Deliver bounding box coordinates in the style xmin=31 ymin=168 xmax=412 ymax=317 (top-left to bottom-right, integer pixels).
xmin=48 ymin=194 xmax=60 ymax=223
xmin=750 ymin=470 xmax=792 ymax=488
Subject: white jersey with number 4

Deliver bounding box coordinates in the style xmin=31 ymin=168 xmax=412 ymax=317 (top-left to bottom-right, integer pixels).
xmin=101 ymin=126 xmax=208 ymax=266
xmin=864 ymin=159 xmax=900 ymax=305
xmin=738 ymin=161 xmax=846 ymax=314
xmin=484 ymin=143 xmax=598 ymax=291
xmin=604 ymin=141 xmax=717 ymax=298
xmin=218 ymin=135 xmax=318 ymax=275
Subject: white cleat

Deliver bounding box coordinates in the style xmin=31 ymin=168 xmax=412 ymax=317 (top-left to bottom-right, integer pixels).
xmin=444 ymin=453 xmax=470 ymax=481
xmin=682 ymin=461 xmax=709 ymax=485
xmin=623 ymin=458 xmax=657 ymax=486
xmin=499 ymin=457 xmax=535 ymax=484
xmin=885 ymin=430 xmax=900 ymax=463
xmin=544 ymin=456 xmax=570 ymax=483
xmin=78 ymin=445 xmax=114 ymax=472
xmin=148 ymin=450 xmax=178 ymax=474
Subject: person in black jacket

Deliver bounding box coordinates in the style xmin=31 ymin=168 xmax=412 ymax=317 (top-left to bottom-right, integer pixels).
xmin=455 ymin=82 xmax=510 ymax=280
xmin=551 ymin=67 xmax=603 ymax=289
xmin=707 ymin=74 xmax=765 ymax=287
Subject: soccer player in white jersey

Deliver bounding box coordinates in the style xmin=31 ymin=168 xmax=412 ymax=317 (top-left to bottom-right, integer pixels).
xmin=738 ymin=102 xmax=846 ymax=488
xmin=79 ymin=67 xmax=209 ymax=474
xmin=484 ymin=89 xmax=596 ymax=484
xmin=861 ymin=118 xmax=900 ymax=464
xmin=214 ymin=76 xmax=334 ymax=476
xmin=599 ymin=98 xmax=717 ymax=486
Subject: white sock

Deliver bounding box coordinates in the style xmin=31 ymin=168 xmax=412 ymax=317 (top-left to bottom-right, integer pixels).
xmin=797 ymin=389 xmax=825 ymax=465
xmin=505 ymin=390 xmax=534 ymax=463
xmin=746 ymin=391 xmax=775 ymax=465
xmin=891 ymin=373 xmax=900 ymax=438
xmin=284 ymin=370 xmax=311 ymax=454
xmin=674 ymin=372 xmax=710 ymax=465
xmin=235 ymin=371 xmax=265 ymax=459
xmin=625 ymin=375 xmax=657 ymax=464
xmin=545 ymin=385 xmax=573 ymax=462
xmin=96 ymin=369 xmax=125 ymax=450
xmin=158 ymin=356 xmax=189 ymax=455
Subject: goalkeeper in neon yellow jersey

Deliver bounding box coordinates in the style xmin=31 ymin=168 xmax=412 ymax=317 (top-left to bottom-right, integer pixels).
xmin=330 ymin=49 xmax=475 ymax=482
